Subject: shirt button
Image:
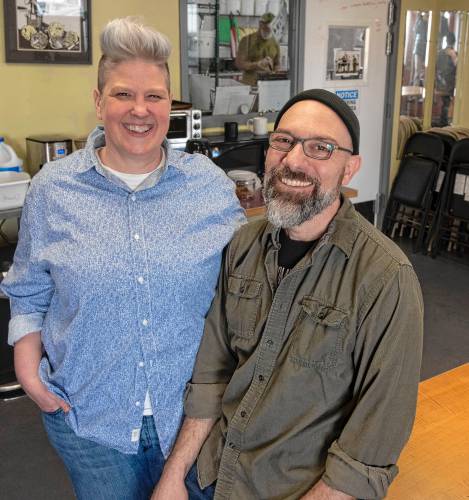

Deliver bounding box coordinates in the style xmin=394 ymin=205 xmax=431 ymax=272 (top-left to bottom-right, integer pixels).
xmin=137 ymin=276 xmax=144 ymax=284
xmin=131 ymin=194 xmax=136 ymax=201
xmin=134 ymin=233 xmax=140 ymax=240
xmin=142 ymin=319 xmax=149 ymax=326
xmin=135 ymin=401 xmax=140 ymax=407
xmin=240 ymin=410 xmax=247 ymax=417
xmin=138 ymin=361 xmax=144 ymax=367
xmin=258 ymin=374 xmax=265 ymax=382
xmin=266 ymin=339 xmax=273 ymax=347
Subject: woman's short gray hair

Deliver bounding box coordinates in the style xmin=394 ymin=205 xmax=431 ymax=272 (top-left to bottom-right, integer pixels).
xmin=97 ymin=17 xmax=172 ymax=91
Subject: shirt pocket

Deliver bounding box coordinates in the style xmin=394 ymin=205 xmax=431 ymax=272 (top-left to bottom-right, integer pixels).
xmin=226 ymin=275 xmax=262 ymax=339
xmin=289 ymin=297 xmax=348 ymax=371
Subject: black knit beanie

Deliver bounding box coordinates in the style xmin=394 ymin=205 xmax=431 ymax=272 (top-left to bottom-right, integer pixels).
xmin=274 ymin=89 xmax=360 ymax=154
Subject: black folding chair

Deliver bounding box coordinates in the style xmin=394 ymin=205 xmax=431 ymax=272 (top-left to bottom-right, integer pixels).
xmin=383 ymin=132 xmax=444 ymax=252
xmin=430 ymin=138 xmax=469 ymax=258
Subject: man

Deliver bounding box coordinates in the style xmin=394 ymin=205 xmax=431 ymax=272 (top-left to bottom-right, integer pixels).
xmin=436 ymin=32 xmax=457 ymax=126
xmin=153 ymin=89 xmax=424 ymax=499
xmin=235 ymin=12 xmax=280 ymax=86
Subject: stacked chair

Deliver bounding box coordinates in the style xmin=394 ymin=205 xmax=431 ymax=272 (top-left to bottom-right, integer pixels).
xmin=429 ymin=138 xmax=469 ymax=258
xmin=383 ymin=132 xmax=445 ymax=252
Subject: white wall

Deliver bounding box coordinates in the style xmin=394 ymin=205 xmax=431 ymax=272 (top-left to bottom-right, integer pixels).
xmin=303 ymin=0 xmax=389 ymax=204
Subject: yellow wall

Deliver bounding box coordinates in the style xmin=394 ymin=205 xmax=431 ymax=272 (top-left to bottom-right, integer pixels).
xmin=0 ymin=1 xmax=180 ymax=168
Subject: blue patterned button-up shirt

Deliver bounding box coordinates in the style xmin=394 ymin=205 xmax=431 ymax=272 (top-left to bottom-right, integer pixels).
xmin=1 ymin=127 xmax=245 ymax=455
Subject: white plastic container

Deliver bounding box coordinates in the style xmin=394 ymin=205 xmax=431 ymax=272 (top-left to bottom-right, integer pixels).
xmin=227 ymin=0 xmax=241 ymax=15
xmin=198 ymin=30 xmax=216 ymax=58
xmin=0 ymin=172 xmax=31 ymax=210
xmin=0 ymin=137 xmax=23 ymax=172
xmin=255 ymin=0 xmax=268 ymax=15
xmin=267 ymin=0 xmax=280 ymax=16
xmin=241 ymin=0 xmax=255 ymax=15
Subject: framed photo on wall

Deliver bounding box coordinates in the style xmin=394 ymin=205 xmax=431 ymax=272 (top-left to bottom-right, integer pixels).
xmin=325 ymin=25 xmax=369 ymax=82
xmin=3 ymin=0 xmax=91 ymax=64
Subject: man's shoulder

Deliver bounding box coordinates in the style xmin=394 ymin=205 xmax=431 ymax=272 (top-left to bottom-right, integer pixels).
xmin=353 ymin=211 xmax=412 ymax=268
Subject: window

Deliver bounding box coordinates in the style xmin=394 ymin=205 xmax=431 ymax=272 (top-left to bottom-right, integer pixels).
xmin=180 ymin=0 xmax=303 ymax=125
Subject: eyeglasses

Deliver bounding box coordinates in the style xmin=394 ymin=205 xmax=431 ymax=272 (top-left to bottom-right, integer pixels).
xmin=269 ymin=132 xmax=353 ymax=160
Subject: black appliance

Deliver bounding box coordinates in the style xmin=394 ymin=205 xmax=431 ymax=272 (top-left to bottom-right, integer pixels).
xmin=188 ymin=133 xmax=269 ymax=177
xmin=0 ymin=254 xmax=22 ymax=399
xmin=185 ymin=139 xmax=212 ymax=158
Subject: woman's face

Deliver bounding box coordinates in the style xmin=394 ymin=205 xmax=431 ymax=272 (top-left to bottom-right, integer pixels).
xmin=94 ymin=58 xmax=171 ymax=171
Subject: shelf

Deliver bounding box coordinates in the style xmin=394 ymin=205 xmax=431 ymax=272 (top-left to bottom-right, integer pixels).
xmin=0 ymin=207 xmax=22 ymax=220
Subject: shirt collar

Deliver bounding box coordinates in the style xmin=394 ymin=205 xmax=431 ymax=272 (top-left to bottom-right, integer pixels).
xmin=79 ymin=126 xmax=187 ymax=190
xmin=264 ymin=196 xmax=359 ymax=258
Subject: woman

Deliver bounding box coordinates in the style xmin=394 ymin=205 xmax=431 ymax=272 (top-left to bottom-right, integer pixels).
xmin=1 ymin=17 xmax=244 ymax=500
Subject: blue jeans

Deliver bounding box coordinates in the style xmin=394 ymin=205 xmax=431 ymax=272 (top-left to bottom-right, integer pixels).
xmin=42 ymin=410 xmax=215 ymax=500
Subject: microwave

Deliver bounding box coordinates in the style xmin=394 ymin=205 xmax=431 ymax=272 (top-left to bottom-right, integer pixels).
xmin=167 ymin=109 xmax=202 ymax=149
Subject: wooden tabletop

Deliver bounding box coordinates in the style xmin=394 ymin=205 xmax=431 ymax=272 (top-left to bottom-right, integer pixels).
xmin=245 ymin=185 xmax=358 ymax=218
xmin=386 ymin=363 xmax=469 ymax=499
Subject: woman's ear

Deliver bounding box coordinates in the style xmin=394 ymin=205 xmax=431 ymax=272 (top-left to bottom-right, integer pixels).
xmin=93 ymin=89 xmax=103 ymax=120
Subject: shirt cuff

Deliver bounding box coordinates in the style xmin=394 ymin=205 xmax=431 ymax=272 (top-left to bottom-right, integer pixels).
xmin=184 ymin=382 xmax=227 ymax=419
xmin=322 ymin=441 xmax=398 ymax=499
xmin=8 ymin=312 xmax=45 ymax=345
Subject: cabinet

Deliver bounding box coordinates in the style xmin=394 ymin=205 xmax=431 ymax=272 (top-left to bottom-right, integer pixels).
xmin=180 ymin=0 xmax=304 ymax=123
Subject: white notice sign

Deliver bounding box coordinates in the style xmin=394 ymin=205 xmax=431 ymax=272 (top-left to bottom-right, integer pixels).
xmin=335 ymin=89 xmax=360 ymax=114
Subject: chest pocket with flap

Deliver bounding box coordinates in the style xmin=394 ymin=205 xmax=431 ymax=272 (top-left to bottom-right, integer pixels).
xmin=289 ymin=297 xmax=348 ymax=370
xmin=226 ymin=275 xmax=262 ymax=338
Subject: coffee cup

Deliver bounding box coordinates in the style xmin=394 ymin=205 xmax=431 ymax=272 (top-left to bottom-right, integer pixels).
xmin=247 ymin=116 xmax=268 ymax=136
xmin=224 ymin=121 xmax=238 ymax=141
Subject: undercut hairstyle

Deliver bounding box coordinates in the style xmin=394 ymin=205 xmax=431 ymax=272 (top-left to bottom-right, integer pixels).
xmin=97 ymin=17 xmax=172 ymax=92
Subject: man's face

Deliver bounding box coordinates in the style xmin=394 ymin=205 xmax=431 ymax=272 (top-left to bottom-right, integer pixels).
xmin=264 ymin=100 xmax=361 ymax=228
xmin=93 ymin=58 xmax=171 ymax=169
xmin=259 ymin=21 xmax=272 ymax=40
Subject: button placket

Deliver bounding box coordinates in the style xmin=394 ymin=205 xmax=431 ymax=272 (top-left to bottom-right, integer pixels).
xmin=127 ymin=196 xmax=153 ymax=417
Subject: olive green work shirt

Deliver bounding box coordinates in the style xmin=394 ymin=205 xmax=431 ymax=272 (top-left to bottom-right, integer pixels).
xmin=184 ymin=199 xmax=424 ymax=500
xmin=237 ymin=32 xmax=280 ymax=86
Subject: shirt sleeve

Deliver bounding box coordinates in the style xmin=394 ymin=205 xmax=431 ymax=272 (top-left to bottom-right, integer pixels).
xmin=184 ymin=246 xmax=238 ymax=419
xmin=0 ymin=184 xmax=55 ymax=345
xmin=322 ymin=263 xmax=424 ymax=499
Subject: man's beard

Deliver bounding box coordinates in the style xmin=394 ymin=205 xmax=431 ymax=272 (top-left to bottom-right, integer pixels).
xmin=263 ymin=165 xmax=342 ymax=228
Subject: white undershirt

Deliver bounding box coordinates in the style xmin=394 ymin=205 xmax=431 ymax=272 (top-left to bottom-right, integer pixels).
xmin=96 ymin=148 xmax=166 ymax=416
xmin=98 ymin=148 xmax=165 ymax=191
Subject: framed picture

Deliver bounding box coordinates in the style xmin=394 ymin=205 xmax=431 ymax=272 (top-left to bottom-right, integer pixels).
xmin=3 ymin=0 xmax=91 ymax=64
xmin=326 ymin=25 xmax=369 ymax=82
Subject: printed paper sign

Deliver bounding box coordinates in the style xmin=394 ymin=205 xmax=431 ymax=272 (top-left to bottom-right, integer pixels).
xmin=335 ymin=89 xmax=360 ymax=113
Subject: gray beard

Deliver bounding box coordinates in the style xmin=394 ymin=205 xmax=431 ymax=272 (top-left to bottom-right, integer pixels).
xmin=263 ymin=168 xmax=341 ymax=228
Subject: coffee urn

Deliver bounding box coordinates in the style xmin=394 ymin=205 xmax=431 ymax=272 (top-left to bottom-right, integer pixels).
xmin=26 ymin=135 xmax=73 ymax=175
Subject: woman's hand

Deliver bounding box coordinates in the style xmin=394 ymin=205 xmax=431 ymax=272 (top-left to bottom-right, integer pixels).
xmin=14 ymin=331 xmax=70 ymax=413
xmin=21 ymin=376 xmax=70 ymax=413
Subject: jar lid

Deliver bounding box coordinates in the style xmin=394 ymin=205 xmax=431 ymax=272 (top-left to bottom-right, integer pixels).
xmin=227 ymin=170 xmax=258 ymax=182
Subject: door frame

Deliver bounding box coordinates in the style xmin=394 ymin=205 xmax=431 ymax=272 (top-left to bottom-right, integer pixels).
xmin=376 ymin=0 xmax=469 ymax=227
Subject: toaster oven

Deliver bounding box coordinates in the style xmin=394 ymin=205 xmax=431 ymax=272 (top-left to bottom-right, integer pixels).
xmin=167 ymin=109 xmax=202 ymax=149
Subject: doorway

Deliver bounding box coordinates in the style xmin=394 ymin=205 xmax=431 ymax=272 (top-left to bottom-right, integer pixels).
xmin=386 ymin=0 xmax=468 ymax=199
